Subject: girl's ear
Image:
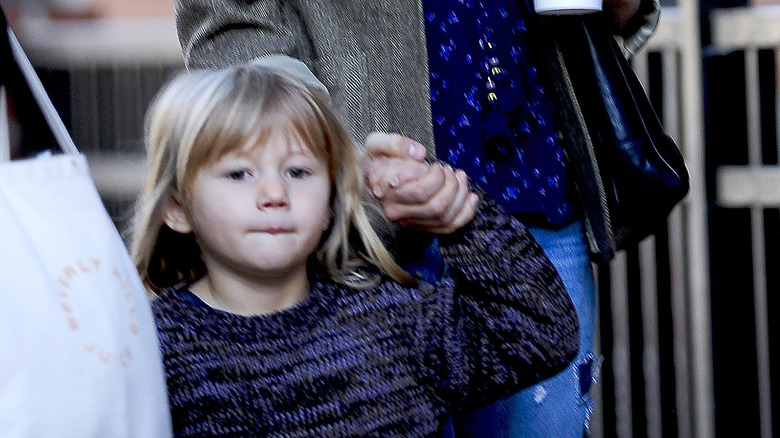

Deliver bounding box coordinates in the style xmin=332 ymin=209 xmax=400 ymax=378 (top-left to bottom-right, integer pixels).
xmin=164 ymin=192 xmax=193 ymax=234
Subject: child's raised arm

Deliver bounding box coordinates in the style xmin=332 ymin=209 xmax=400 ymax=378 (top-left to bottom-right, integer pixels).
xmin=417 ymin=182 xmax=579 ymax=412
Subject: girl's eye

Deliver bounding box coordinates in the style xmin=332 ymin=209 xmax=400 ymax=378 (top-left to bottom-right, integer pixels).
xmin=226 ymin=169 xmax=251 ymax=180
xmin=286 ymin=167 xmax=311 ymax=179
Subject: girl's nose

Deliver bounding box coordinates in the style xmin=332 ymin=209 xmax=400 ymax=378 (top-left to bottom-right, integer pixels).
xmin=256 ymin=176 xmax=289 ymax=209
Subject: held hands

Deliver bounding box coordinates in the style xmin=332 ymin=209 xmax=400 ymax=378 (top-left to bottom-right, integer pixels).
xmin=363 ymin=132 xmax=479 ymax=234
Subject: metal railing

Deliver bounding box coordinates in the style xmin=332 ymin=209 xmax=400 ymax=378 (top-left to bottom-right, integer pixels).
xmin=591 ymin=4 xmax=714 ymax=437
xmin=710 ymin=6 xmax=780 ymax=438
xmin=11 ymin=15 xmax=183 ymax=229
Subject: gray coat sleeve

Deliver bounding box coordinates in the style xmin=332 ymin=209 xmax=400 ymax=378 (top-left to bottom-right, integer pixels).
xmin=174 ymin=0 xmax=312 ymax=69
xmin=173 ymin=0 xmax=437 ymax=154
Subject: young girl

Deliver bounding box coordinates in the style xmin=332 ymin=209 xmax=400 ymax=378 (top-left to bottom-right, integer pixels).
xmin=131 ymin=57 xmax=579 ymax=437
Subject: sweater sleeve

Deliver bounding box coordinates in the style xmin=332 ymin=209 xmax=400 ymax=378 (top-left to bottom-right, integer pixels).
xmin=420 ymin=186 xmax=579 ymax=412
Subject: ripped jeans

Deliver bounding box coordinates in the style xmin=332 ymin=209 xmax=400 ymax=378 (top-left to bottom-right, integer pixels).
xmin=444 ymin=220 xmax=599 ymax=438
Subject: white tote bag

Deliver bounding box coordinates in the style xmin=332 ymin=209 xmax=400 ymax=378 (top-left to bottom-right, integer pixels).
xmin=0 ymin=20 xmax=172 ymax=438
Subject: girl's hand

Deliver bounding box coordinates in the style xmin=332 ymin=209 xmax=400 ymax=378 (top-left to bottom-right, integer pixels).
xmin=363 ymin=132 xmax=479 ymax=234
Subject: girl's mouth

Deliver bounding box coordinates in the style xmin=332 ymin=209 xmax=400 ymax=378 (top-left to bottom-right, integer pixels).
xmin=261 ymin=227 xmax=292 ymax=235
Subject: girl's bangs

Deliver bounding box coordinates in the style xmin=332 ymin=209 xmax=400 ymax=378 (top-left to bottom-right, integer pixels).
xmin=189 ymin=79 xmax=331 ymax=174
xmin=260 ymin=87 xmax=332 ymax=164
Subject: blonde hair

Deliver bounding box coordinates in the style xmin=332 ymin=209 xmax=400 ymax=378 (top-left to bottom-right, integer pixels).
xmin=130 ymin=62 xmax=411 ymax=294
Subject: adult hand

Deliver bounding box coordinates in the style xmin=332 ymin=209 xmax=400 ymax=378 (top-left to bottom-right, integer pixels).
xmin=603 ymin=0 xmax=642 ymax=30
xmin=363 ymin=132 xmax=479 ymax=234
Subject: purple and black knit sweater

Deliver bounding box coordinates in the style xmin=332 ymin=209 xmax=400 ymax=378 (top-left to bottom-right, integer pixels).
xmin=152 ymin=194 xmax=578 ymax=437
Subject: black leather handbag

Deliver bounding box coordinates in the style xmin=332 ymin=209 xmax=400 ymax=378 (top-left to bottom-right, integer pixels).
xmin=556 ymin=14 xmax=690 ymax=252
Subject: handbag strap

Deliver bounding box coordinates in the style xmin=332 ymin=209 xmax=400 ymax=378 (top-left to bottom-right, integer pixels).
xmin=0 ymin=7 xmax=78 ymax=155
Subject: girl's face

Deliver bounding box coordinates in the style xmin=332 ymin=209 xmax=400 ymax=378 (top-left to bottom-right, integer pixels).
xmin=174 ymin=130 xmax=331 ymax=284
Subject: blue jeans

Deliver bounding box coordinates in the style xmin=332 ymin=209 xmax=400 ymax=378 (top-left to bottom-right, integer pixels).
xmin=443 ymin=220 xmax=598 ymax=438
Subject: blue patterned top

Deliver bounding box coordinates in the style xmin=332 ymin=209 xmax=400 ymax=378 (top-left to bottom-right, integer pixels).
xmin=424 ymin=0 xmax=573 ymax=224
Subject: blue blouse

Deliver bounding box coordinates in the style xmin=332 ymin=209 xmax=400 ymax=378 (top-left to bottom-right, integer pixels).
xmin=424 ymin=0 xmax=573 ymax=225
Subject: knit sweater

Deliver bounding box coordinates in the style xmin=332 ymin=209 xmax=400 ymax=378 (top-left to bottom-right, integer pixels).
xmin=152 ymin=194 xmax=578 ymax=437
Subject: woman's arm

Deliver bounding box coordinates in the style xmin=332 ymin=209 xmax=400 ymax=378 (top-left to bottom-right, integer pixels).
xmin=174 ymin=0 xmax=311 ymax=69
xmin=607 ymin=0 xmax=662 ymax=57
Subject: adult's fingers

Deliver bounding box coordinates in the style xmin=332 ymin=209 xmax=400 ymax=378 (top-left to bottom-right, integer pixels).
xmin=365 ymin=157 xmax=431 ymax=199
xmin=433 ymin=171 xmax=479 ymax=233
xmin=397 ymin=193 xmax=478 ymax=233
xmin=384 ymin=162 xmax=449 ymax=207
xmin=434 ymin=169 xmax=474 ymax=230
xmin=393 ymin=168 xmax=478 ymax=233
xmin=365 ymin=132 xmax=427 ymax=161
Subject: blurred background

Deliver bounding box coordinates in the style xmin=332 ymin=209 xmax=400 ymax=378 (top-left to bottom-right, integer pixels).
xmin=0 ymin=0 xmax=778 ymax=437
